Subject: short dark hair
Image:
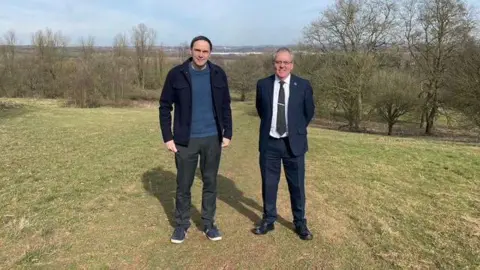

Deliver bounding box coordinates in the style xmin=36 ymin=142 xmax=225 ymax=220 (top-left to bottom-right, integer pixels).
xmin=190 ymin=35 xmax=213 ymax=51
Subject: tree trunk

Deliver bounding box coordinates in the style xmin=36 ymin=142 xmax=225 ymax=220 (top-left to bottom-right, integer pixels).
xmin=419 ymin=108 xmax=426 ymax=128
xmin=425 ymin=105 xmax=437 ymax=135
xmin=354 ymin=92 xmax=362 ymax=131
xmin=425 ymin=88 xmax=439 ymax=135
xmin=388 ymin=122 xmax=393 ymax=135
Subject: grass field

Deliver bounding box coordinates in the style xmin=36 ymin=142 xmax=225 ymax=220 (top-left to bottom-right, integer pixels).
xmin=1 ymin=98 xmax=479 ymax=269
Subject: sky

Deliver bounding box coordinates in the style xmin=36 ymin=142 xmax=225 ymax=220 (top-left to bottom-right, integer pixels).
xmin=0 ymin=0 xmax=478 ymax=47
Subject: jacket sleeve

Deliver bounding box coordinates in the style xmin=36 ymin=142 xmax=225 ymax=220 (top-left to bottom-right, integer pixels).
xmin=304 ymin=80 xmax=315 ymax=125
xmin=159 ymin=70 xmax=174 ymax=142
xmin=222 ymin=71 xmax=233 ymax=139
xmin=256 ymin=80 xmax=262 ymax=118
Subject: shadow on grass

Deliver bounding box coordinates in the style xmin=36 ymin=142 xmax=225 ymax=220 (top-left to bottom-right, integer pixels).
xmin=141 ymin=166 xmax=292 ymax=232
xmin=0 ymin=101 xmax=29 ymax=119
xmin=141 ymin=167 xmax=202 ymax=231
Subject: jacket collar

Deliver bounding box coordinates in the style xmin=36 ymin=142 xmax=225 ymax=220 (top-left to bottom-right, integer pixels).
xmin=180 ymin=57 xmax=218 ymax=74
xmin=269 ymin=73 xmax=297 ymax=86
xmin=267 ymin=73 xmax=298 ymax=106
xmin=274 ymin=74 xmax=291 ymax=85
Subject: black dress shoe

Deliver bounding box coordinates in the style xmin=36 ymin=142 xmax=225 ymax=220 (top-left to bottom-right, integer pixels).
xmin=295 ymin=225 xmax=313 ymax=240
xmin=253 ymin=221 xmax=275 ymax=235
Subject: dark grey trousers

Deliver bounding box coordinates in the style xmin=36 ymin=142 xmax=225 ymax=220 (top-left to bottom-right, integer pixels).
xmin=174 ymin=135 xmax=221 ymax=230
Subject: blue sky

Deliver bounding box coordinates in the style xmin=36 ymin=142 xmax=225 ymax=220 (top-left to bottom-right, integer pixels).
xmin=0 ymin=0 xmax=478 ymax=46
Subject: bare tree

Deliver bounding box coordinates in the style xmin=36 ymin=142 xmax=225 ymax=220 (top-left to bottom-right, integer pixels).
xmin=304 ymin=0 xmax=397 ymax=54
xmin=70 ymin=36 xmax=97 ymax=107
xmin=2 ymin=30 xmax=17 ymax=64
xmin=80 ymin=36 xmax=95 ymax=61
xmin=113 ymin=33 xmax=128 ymax=58
xmin=0 ymin=30 xmax=18 ymax=96
xmin=303 ymin=0 xmax=398 ymax=130
xmin=31 ymin=28 xmax=68 ymax=61
xmin=371 ymin=70 xmax=420 ymax=135
xmin=29 ymin=28 xmax=69 ymax=97
xmin=445 ymin=38 xmax=480 ymax=129
xmin=227 ymin=55 xmax=265 ymax=101
xmin=0 ymin=35 xmax=5 ymax=96
xmin=177 ymin=41 xmax=190 ymax=61
xmin=131 ymin=23 xmax=156 ymax=89
xmin=324 ymin=53 xmax=377 ymax=130
xmin=112 ymin=32 xmax=133 ymax=101
xmin=403 ymin=0 xmax=474 ymax=134
xmin=294 ymin=52 xmax=337 ymax=117
xmin=151 ymin=48 xmax=166 ymax=89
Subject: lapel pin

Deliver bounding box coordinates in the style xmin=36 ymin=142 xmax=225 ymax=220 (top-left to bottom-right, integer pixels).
xmin=294 ymin=82 xmax=297 ymax=86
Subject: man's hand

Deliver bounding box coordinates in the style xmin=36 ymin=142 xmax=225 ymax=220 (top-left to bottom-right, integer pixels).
xmin=165 ymin=140 xmax=178 ymax=153
xmin=222 ymin=137 xmax=231 ymax=148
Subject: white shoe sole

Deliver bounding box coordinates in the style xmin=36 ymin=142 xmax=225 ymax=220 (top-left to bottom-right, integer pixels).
xmin=171 ymin=232 xmax=187 ymax=244
xmin=204 ymin=233 xmax=222 ymax=241
xmin=170 ymin=238 xmax=184 ymax=244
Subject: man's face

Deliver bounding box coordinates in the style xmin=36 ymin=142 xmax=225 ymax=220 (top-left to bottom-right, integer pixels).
xmin=274 ymin=51 xmax=293 ymax=80
xmin=191 ymin=40 xmax=211 ymax=67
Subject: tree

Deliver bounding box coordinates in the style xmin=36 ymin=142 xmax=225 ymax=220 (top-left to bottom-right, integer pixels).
xmin=0 ymin=30 xmax=17 ymax=96
xmin=80 ymin=36 xmax=95 ymax=61
xmin=177 ymin=41 xmax=190 ymax=61
xmin=1 ymin=30 xmax=16 ymax=65
xmin=29 ymin=28 xmax=69 ymax=97
xmin=303 ymin=0 xmax=398 ymax=130
xmin=293 ymin=52 xmax=333 ymax=117
xmin=71 ymin=36 xmax=97 ymax=107
xmin=113 ymin=33 xmax=128 ymax=58
xmin=227 ymin=55 xmax=265 ymax=101
xmin=371 ymin=70 xmax=420 ymax=135
xmin=131 ymin=23 xmax=156 ymax=89
xmin=445 ymin=38 xmax=480 ymax=129
xmin=149 ymin=48 xmax=166 ymax=89
xmin=112 ymin=32 xmax=133 ymax=101
xmin=323 ymin=53 xmax=377 ymax=130
xmin=402 ymin=0 xmax=474 ymax=134
xmin=304 ymin=0 xmax=397 ymax=54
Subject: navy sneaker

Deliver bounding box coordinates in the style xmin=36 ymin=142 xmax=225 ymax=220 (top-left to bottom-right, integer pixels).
xmin=204 ymin=225 xmax=222 ymax=241
xmin=170 ymin=227 xmax=187 ymax=244
xmin=295 ymin=224 xmax=313 ymax=241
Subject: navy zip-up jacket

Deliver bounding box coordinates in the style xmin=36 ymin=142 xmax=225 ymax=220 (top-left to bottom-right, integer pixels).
xmin=159 ymin=58 xmax=233 ymax=146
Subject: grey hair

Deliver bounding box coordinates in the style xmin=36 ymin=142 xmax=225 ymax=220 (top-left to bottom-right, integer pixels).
xmin=273 ymin=47 xmax=294 ymax=62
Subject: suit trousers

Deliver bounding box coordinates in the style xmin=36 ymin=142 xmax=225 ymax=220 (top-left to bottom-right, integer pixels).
xmin=174 ymin=135 xmax=221 ymax=230
xmin=259 ymin=136 xmax=307 ymax=227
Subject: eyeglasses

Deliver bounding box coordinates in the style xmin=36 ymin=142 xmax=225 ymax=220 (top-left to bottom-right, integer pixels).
xmin=274 ymin=60 xmax=292 ymax=65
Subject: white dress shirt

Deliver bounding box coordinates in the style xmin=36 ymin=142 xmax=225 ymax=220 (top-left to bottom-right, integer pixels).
xmin=270 ymin=74 xmax=291 ymax=138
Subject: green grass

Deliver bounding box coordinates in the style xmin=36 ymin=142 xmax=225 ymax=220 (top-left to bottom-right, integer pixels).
xmin=1 ymin=98 xmax=479 ymax=269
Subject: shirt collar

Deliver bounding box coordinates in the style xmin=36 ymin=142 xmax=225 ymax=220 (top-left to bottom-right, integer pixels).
xmin=275 ymin=74 xmax=291 ymax=85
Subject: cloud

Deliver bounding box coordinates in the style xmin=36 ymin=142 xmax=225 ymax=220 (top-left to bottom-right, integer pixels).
xmin=1 ymin=1 xmax=169 ymax=45
xmin=0 ymin=0 xmax=330 ymax=46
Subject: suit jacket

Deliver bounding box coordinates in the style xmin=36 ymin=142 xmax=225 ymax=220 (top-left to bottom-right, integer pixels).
xmin=159 ymin=58 xmax=232 ymax=146
xmin=256 ymin=74 xmax=315 ymax=156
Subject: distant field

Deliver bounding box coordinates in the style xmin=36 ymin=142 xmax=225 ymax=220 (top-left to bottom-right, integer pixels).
xmin=1 ymin=98 xmax=479 ymax=269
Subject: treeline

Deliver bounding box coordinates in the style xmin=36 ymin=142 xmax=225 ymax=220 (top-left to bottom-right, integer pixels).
xmin=225 ymin=0 xmax=480 ymax=135
xmin=0 ymin=24 xmax=172 ymax=107
xmin=1 ymin=0 xmax=479 ymax=136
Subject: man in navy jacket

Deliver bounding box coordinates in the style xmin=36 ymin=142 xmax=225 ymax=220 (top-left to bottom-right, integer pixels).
xmin=159 ymin=36 xmax=232 ymax=244
xmin=254 ymin=47 xmax=315 ymax=240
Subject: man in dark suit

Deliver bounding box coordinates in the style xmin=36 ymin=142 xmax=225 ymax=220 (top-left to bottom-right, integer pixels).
xmin=254 ymin=47 xmax=315 ymax=240
xmin=159 ymin=36 xmax=232 ymax=244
